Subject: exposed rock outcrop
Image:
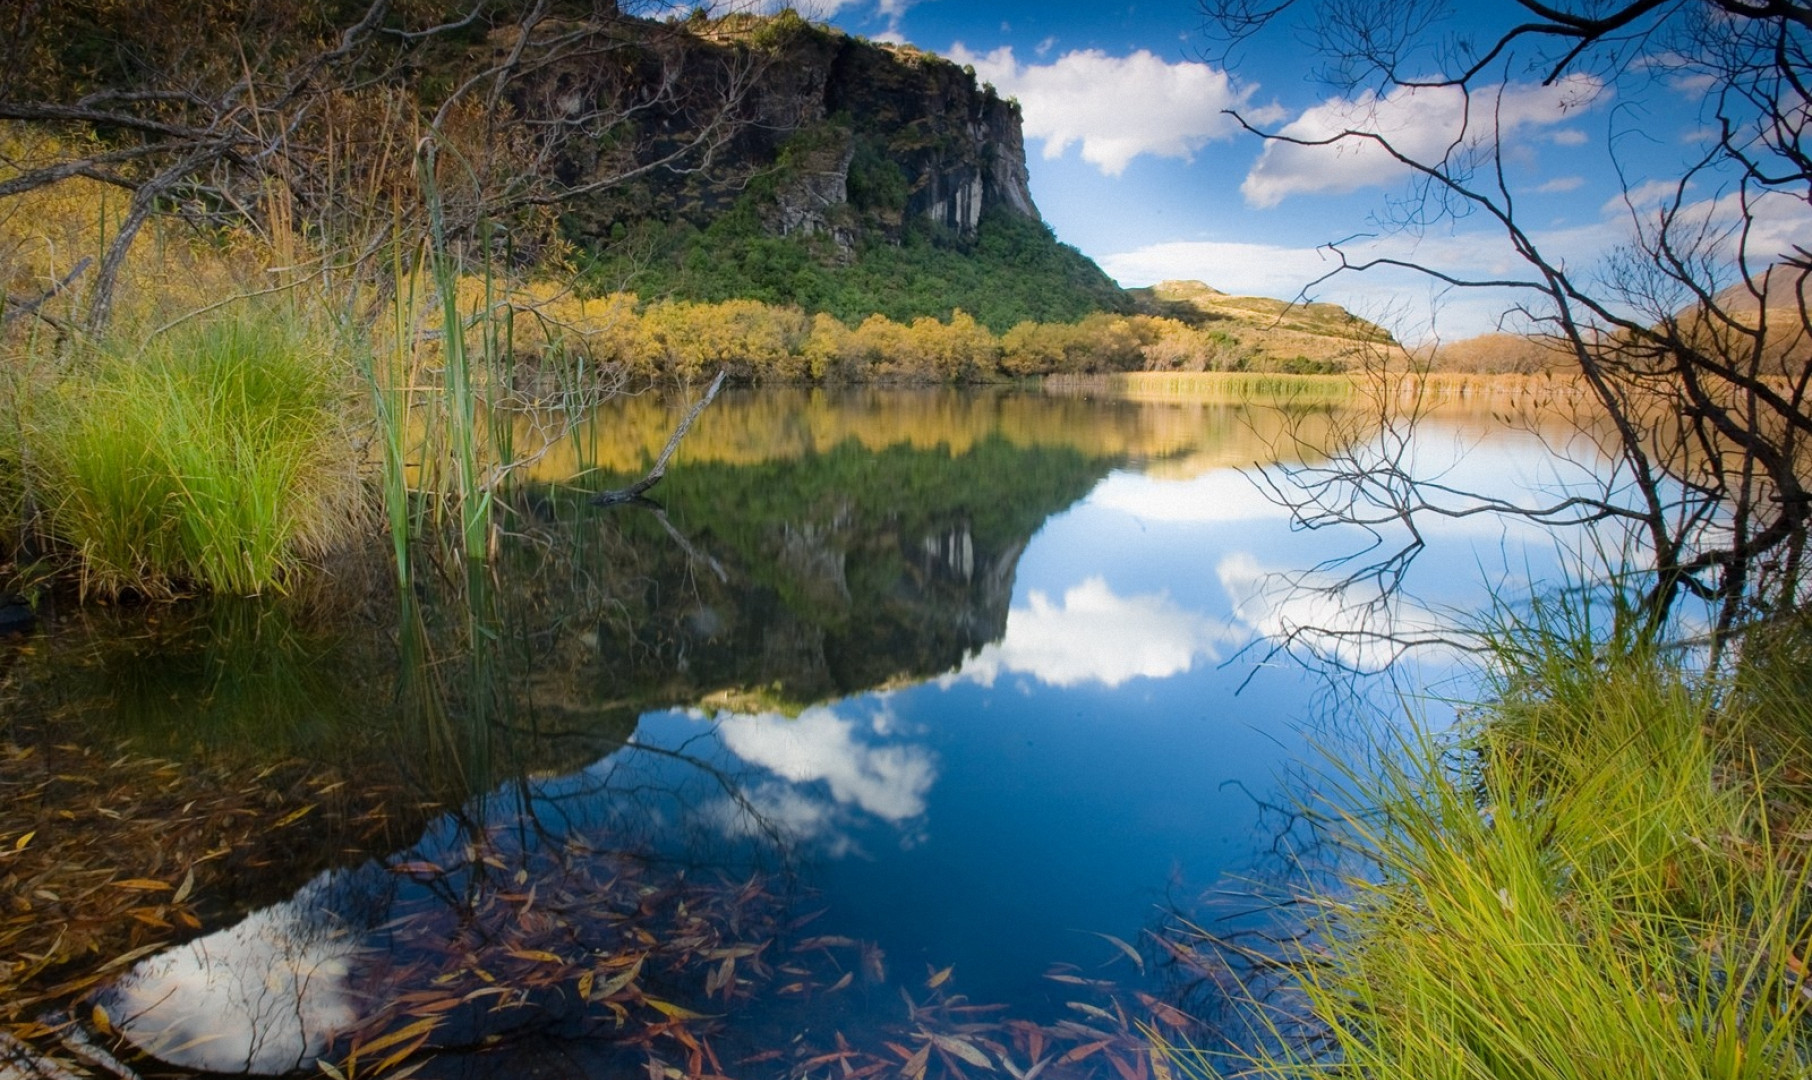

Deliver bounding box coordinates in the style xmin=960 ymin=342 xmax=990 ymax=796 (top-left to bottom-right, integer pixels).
xmin=528 ymin=13 xmax=1042 ymax=248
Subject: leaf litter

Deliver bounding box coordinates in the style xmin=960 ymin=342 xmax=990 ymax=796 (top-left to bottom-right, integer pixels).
xmin=1 ymin=732 xmax=1209 ymax=1080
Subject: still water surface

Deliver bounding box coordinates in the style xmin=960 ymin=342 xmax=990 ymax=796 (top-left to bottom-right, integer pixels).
xmin=2 ymin=386 xmax=1588 ymax=1077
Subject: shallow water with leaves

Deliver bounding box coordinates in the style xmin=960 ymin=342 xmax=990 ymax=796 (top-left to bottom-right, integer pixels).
xmin=0 ymin=386 xmax=1586 ymax=1080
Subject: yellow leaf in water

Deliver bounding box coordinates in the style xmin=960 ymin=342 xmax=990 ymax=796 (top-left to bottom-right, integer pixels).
xmin=645 ymin=998 xmax=716 ymax=1021
xmin=505 ymin=949 xmax=563 ymax=965
xmin=172 ymin=868 xmax=195 ymax=905
xmin=927 ymin=965 xmax=954 ymax=989
xmin=352 ymin=1016 xmax=441 ymax=1062
xmin=272 ymin=804 xmax=317 ymax=828
xmin=112 ymin=879 xmax=174 ymax=892
xmin=91 ymin=1004 xmax=112 ymax=1035
xmin=903 ymin=1043 xmax=931 ymax=1080
xmin=14 ymin=831 xmax=34 ymax=851
xmin=577 ymin=972 xmax=595 ymax=1001
xmin=594 ymin=956 xmax=643 ymax=999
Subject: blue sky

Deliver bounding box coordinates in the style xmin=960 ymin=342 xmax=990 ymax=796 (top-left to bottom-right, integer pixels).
xmin=794 ymin=0 xmax=1812 ymax=341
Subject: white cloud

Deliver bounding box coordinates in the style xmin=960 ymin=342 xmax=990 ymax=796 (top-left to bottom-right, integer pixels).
xmin=947 ymin=44 xmax=1271 ymax=176
xmin=1602 ymin=178 xmax=1688 ymax=214
xmin=1549 ymin=129 xmax=1590 ymax=146
xmin=1086 ymin=469 xmax=1290 ymax=523
xmin=1242 ymin=75 xmax=1606 ymax=208
xmin=717 ymin=705 xmax=936 ymax=823
xmin=956 ymin=577 xmax=1237 ymax=688
xmin=1533 ymin=175 xmax=1586 ymax=194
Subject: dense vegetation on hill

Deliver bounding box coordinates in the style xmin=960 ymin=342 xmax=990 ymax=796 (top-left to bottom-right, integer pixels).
xmin=579 ymin=208 xmax=1132 ymax=333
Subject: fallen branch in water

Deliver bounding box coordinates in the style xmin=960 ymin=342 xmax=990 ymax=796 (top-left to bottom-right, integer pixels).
xmin=591 ymin=370 xmax=727 ymax=507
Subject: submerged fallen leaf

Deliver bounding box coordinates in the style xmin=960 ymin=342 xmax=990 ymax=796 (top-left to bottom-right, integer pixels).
xmin=1059 ymin=1041 xmax=1111 ymax=1065
xmin=645 ymin=998 xmax=715 ymax=1021
xmin=927 ymin=965 xmax=954 ymax=989
xmin=1090 ymin=932 xmax=1144 ymax=973
xmin=272 ymin=804 xmax=317 ymax=828
xmin=171 ymin=867 xmax=195 ymax=905
xmin=110 ymin=878 xmax=173 ymax=892
xmin=931 ymin=1036 xmax=994 ymax=1071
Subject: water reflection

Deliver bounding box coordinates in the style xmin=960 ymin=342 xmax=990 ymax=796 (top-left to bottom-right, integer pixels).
xmin=1 ymin=387 xmax=1592 ymax=1076
xmin=955 ymin=578 xmax=1239 ymax=689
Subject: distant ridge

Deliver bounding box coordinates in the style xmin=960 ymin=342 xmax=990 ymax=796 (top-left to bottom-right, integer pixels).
xmin=1127 ymin=279 xmax=1395 ymax=370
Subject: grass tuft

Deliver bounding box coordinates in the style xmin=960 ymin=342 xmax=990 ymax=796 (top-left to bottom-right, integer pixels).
xmin=35 ymin=306 xmax=362 ymax=596
xmin=1173 ymin=605 xmax=1812 ymax=1079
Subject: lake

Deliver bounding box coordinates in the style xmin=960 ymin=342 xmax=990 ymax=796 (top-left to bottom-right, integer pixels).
xmin=0 ymin=383 xmax=1592 ymax=1079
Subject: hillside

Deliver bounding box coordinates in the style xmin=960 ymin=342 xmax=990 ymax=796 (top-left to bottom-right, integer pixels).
xmin=566 ymin=14 xmax=1130 ymax=330
xmin=1 ymin=4 xmax=1129 ymax=332
xmin=1127 ymin=279 xmax=1395 ymax=372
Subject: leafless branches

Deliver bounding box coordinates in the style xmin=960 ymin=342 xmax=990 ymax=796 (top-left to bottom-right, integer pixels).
xmin=1206 ymin=0 xmax=1812 ymax=636
xmin=0 ymin=0 xmax=765 ymax=330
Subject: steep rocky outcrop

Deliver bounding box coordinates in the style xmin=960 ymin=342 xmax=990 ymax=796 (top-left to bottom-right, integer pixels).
xmin=530 ymin=13 xmax=1042 ymax=250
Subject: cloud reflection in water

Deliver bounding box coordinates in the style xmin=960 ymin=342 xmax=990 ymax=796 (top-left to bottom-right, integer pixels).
xmin=702 ymin=703 xmax=937 ymax=856
xmin=956 ymin=577 xmax=1237 ymax=689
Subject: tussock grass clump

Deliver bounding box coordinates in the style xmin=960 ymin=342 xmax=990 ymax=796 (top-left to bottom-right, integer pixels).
xmin=36 ymin=307 xmax=362 ymax=596
xmin=1179 ymin=609 xmax=1812 ymax=1079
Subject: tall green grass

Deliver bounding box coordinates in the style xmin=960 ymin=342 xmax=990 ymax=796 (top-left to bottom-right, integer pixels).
xmin=35 ymin=306 xmax=361 ymax=596
xmin=1174 ymin=607 xmax=1812 ymax=1079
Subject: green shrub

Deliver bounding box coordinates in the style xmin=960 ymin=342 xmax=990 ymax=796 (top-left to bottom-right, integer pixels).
xmin=37 ymin=306 xmax=360 ymax=596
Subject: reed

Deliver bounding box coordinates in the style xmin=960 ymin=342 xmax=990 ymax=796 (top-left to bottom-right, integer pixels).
xmin=1047 ymin=371 xmax=1357 ymax=404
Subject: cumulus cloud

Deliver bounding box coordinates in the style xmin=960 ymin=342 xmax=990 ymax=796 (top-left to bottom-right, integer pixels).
xmin=956 ymin=577 xmax=1237 ymax=688
xmin=946 ymin=44 xmax=1272 ymax=176
xmin=717 ymin=705 xmax=936 ymax=823
xmin=1242 ymin=75 xmax=1605 ymax=208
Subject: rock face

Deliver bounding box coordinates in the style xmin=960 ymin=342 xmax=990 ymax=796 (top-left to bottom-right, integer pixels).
xmin=819 ymin=39 xmax=1039 ymax=237
xmin=535 ymin=15 xmax=1041 ymax=249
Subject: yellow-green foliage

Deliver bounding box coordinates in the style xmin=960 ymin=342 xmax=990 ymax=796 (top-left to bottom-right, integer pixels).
xmin=1179 ymin=617 xmax=1812 ymax=1079
xmin=34 ymin=307 xmax=361 ymax=597
xmin=641 ymin=297 xmax=813 ymax=381
xmin=436 ymin=278 xmax=1348 ymax=386
xmin=0 ymin=127 xmax=274 ymax=333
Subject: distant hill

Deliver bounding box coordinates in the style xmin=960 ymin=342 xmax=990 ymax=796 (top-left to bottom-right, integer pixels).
xmin=1127 ymin=280 xmax=1395 ymax=371
xmin=1415 ymin=269 xmax=1811 ymax=375
xmin=1422 ymin=333 xmax=1572 ymax=374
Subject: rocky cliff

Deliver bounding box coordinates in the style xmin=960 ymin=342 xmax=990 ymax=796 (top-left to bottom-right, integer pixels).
xmin=526 ymin=11 xmax=1043 ymax=250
